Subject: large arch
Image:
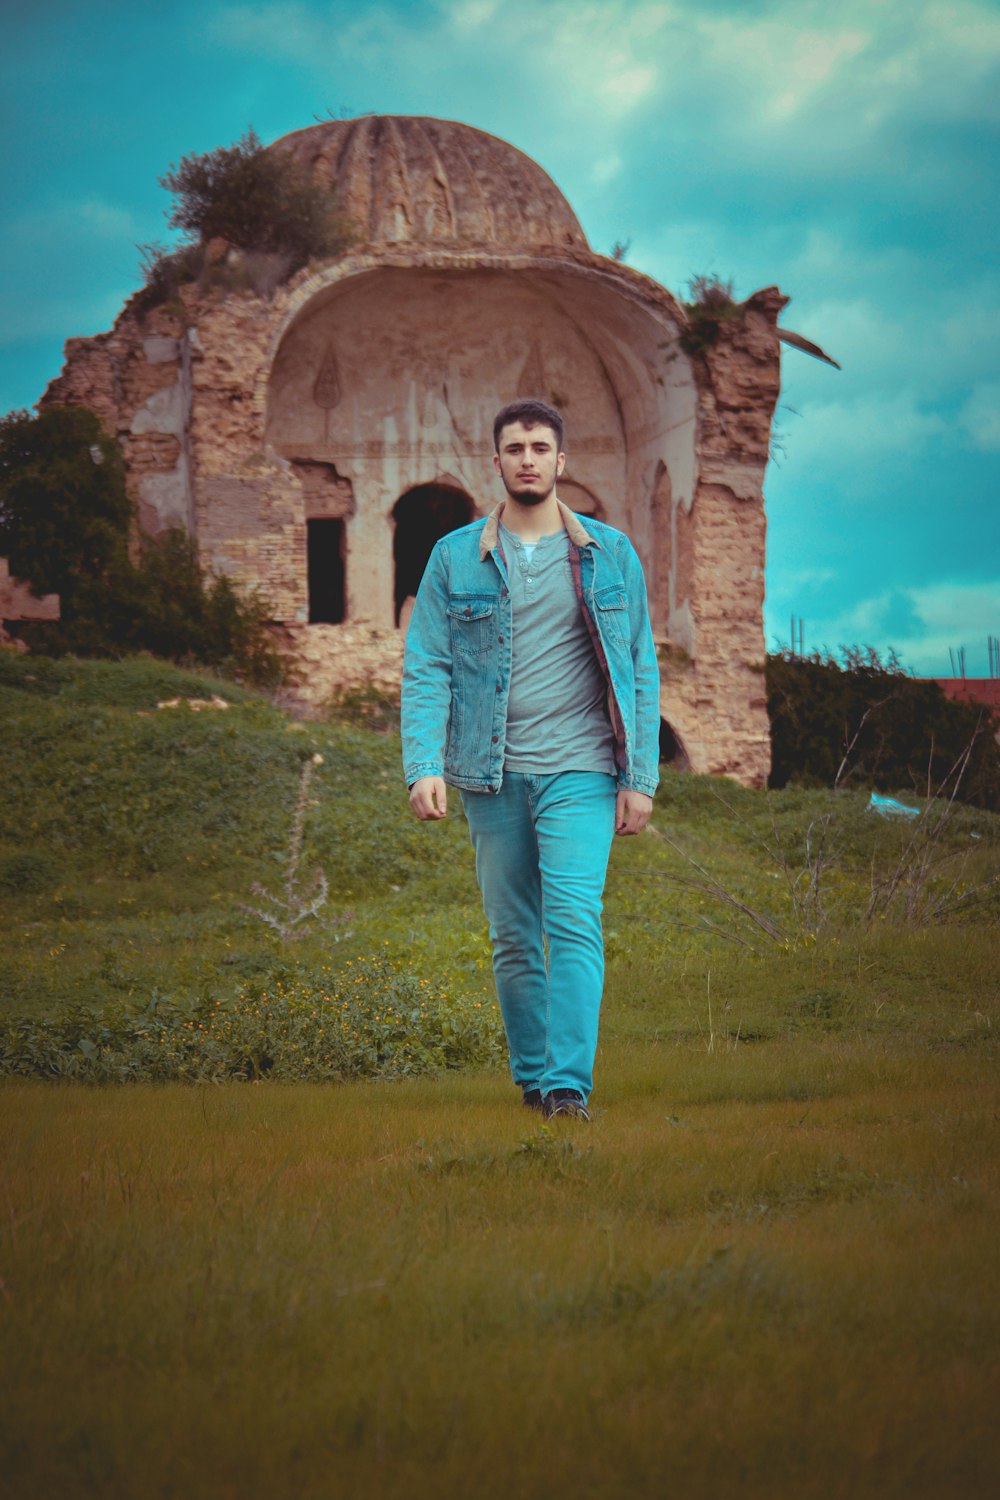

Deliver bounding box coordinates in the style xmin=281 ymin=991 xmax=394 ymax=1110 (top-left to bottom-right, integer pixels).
xmin=263 ymin=258 xmax=697 ymax=630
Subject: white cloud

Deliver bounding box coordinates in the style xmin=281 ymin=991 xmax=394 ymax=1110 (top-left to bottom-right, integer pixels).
xmin=779 ymin=565 xmax=839 ymax=592
xmin=213 ymin=3 xmax=327 ymax=63
xmin=211 ymin=0 xmax=1000 ymax=181
xmin=699 ymin=18 xmax=870 ymax=126
xmin=821 ymin=576 xmax=1000 ymax=678
xmin=778 ymin=390 xmax=949 ymax=477
xmin=959 ymin=383 xmax=1000 ymax=452
xmin=219 ymin=0 xmax=672 ymax=115
xmin=446 ymin=0 xmax=500 ymax=29
xmin=776 ymin=578 xmax=1000 ymax=677
xmin=601 ymin=62 xmax=658 ymax=109
xmin=514 ymin=2 xmax=671 ymax=116
xmin=591 ymin=152 xmax=622 ymax=186
xmin=904 ymin=579 xmax=1000 ymax=635
xmin=694 ymin=0 xmax=1000 ymax=150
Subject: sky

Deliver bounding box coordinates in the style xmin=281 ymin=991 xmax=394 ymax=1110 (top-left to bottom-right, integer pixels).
xmin=1 ymin=0 xmax=997 ymax=676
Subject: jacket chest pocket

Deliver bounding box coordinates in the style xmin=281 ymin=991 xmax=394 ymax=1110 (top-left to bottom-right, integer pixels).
xmin=447 ymin=594 xmax=497 ymax=659
xmin=592 ymin=584 xmax=628 ymax=645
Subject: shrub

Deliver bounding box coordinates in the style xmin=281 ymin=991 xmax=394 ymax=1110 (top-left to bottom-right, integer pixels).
xmin=0 ymin=850 xmax=62 ymax=895
xmin=0 ymin=405 xmax=133 ymax=634
xmin=0 ymin=957 xmax=504 ymax=1084
xmin=140 ymin=128 xmax=352 ymax=305
xmin=118 ymin=528 xmax=283 ymax=686
xmin=2 ymin=406 xmax=281 ymax=685
xmin=679 ymin=274 xmax=742 ymax=356
xmin=766 ymin=648 xmax=1000 ymax=810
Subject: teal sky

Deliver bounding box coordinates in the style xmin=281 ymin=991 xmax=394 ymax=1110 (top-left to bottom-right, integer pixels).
xmin=2 ymin=0 xmax=997 ymax=675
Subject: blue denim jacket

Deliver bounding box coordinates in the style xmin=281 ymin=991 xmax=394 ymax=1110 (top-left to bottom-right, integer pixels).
xmin=402 ymin=501 xmax=661 ymax=796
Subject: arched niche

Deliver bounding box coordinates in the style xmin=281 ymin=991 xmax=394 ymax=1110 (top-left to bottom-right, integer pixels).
xmin=264 ymin=261 xmax=695 ymax=628
xmin=659 ymin=717 xmax=690 ymax=772
xmin=392 ymin=480 xmax=475 ymax=627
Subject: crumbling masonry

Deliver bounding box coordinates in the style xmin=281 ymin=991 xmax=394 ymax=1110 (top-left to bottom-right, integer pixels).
xmin=36 ymin=114 xmax=790 ymax=785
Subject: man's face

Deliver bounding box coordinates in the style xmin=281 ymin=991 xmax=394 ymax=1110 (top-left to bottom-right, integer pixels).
xmin=493 ymin=421 xmax=565 ymax=505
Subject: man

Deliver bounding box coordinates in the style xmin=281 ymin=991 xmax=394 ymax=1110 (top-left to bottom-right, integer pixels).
xmin=402 ymin=398 xmax=660 ymax=1121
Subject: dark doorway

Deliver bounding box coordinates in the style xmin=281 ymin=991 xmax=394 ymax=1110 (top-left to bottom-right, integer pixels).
xmin=307 ymin=518 xmax=345 ymax=623
xmin=659 ymin=717 xmax=690 ymax=771
xmin=392 ymin=482 xmax=475 ymax=625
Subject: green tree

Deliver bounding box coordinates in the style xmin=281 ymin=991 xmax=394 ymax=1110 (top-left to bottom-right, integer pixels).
xmin=0 ymin=405 xmax=133 ymax=637
xmin=1 ymin=405 xmax=281 ymax=684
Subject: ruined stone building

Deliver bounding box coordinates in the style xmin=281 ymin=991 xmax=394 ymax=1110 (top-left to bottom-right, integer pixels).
xmin=36 ymin=114 xmax=793 ymax=785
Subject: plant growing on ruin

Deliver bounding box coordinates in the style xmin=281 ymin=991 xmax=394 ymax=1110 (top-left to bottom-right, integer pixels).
xmin=140 ymin=127 xmax=352 ymax=305
xmin=678 ymin=274 xmax=742 ymax=356
xmin=122 ymin=528 xmax=283 ymax=686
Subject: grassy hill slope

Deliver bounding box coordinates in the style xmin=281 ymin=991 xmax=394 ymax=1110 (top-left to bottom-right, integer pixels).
xmin=3 ymin=652 xmax=997 ymax=1055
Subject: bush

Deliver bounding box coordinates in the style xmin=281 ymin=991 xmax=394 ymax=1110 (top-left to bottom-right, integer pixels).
xmin=140 ymin=128 xmax=352 ymax=305
xmin=679 ymin=274 xmax=741 ymax=356
xmin=0 ymin=405 xmax=133 ymax=629
xmin=0 ymin=956 xmax=504 ymax=1084
xmin=0 ymin=850 xmax=62 ymax=895
xmin=2 ymin=406 xmax=281 ymax=685
xmin=767 ymin=648 xmax=1000 ymax=810
xmin=118 ymin=528 xmax=282 ymax=686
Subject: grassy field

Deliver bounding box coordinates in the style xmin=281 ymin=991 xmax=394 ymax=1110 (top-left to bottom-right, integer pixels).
xmin=2 ymin=655 xmax=998 ymax=1498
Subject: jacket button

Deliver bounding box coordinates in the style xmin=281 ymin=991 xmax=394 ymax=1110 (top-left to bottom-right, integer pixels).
xmin=491 ymin=735 xmax=499 ymax=743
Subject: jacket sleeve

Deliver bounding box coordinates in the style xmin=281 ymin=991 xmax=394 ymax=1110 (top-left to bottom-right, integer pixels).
xmin=401 ymin=540 xmax=453 ymax=786
xmin=620 ymin=536 xmax=661 ymax=795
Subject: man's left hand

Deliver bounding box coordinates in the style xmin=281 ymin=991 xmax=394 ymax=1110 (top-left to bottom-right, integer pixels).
xmin=615 ymin=789 xmax=653 ymax=836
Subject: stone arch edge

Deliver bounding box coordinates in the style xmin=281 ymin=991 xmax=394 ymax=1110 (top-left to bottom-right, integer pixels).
xmin=251 ymin=247 xmax=692 ymax=423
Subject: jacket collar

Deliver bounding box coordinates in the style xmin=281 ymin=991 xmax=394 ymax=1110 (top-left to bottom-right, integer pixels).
xmin=479 ymin=498 xmax=596 ymax=560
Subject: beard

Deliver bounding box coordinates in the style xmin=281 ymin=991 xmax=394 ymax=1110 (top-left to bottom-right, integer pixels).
xmin=502 ymin=477 xmax=555 ymax=506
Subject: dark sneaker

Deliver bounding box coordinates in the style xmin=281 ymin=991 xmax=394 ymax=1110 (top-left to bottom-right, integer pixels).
xmin=521 ymin=1087 xmax=543 ymax=1111
xmin=543 ymin=1089 xmax=591 ymax=1121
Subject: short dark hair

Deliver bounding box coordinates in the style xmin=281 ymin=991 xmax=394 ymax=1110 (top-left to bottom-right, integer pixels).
xmin=493 ymin=398 xmax=564 ymax=453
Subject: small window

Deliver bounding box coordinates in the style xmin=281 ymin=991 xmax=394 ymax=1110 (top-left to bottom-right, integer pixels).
xmin=307 ymin=518 xmax=345 ymax=624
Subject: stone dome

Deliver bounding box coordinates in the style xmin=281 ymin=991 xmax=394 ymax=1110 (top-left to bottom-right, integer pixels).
xmin=269 ymin=115 xmax=589 ymax=252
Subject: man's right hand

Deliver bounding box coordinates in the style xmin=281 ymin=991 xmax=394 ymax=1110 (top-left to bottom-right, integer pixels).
xmin=409 ymin=776 xmax=448 ymax=820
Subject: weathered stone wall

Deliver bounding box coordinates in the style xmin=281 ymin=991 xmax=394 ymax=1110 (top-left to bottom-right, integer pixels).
xmin=44 ymin=301 xmax=197 ymax=535
xmin=36 ymin=114 xmax=785 ymax=789
xmin=273 ymin=620 xmax=405 ymax=715
xmin=656 ymin=288 xmax=785 ymax=785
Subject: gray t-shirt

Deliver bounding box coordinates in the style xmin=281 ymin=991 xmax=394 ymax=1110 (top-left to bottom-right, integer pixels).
xmin=499 ymin=521 xmax=616 ymax=776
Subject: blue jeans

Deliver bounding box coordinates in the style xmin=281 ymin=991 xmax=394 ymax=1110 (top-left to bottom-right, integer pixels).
xmin=461 ymin=771 xmax=618 ymax=1102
